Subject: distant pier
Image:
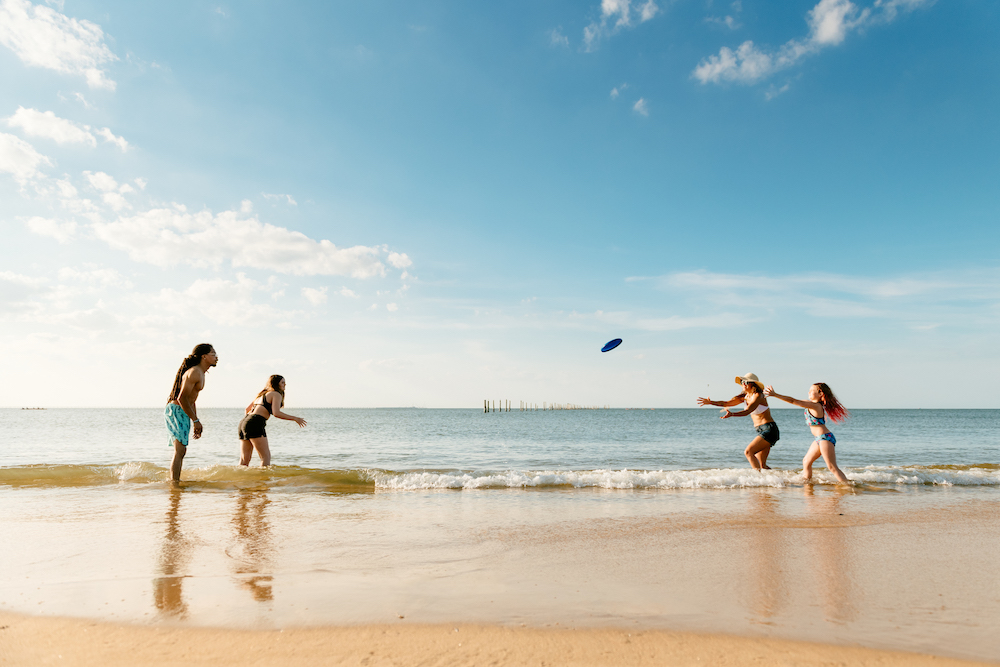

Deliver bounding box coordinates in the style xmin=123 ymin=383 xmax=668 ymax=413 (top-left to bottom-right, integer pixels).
xmin=484 ymin=400 xmax=610 ymax=412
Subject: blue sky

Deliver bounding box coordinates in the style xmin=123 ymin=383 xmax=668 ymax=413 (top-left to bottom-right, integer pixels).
xmin=1 ymin=0 xmax=997 ymax=408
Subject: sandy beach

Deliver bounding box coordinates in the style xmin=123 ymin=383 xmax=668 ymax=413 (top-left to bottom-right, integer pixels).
xmin=0 ymin=613 xmax=993 ymax=666
xmin=3 ymin=475 xmax=998 ymax=665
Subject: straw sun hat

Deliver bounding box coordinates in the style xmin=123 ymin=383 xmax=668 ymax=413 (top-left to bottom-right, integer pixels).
xmin=734 ymin=373 xmax=764 ymax=390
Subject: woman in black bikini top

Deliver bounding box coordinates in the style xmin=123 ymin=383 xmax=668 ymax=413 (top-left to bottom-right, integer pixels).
xmin=238 ymin=374 xmax=307 ymax=467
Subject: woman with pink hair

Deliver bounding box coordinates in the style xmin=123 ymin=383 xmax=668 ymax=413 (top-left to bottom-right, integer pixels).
xmin=765 ymin=383 xmax=851 ymax=484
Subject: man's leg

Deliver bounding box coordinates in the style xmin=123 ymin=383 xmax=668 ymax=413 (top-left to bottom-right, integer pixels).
xmin=171 ymin=440 xmax=187 ymax=482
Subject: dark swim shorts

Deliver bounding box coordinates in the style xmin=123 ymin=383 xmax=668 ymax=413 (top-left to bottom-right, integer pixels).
xmin=755 ymin=421 xmax=780 ymax=446
xmin=238 ymin=414 xmax=268 ymax=440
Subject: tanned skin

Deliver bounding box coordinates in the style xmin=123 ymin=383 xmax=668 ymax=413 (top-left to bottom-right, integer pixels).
xmin=697 ymin=381 xmax=774 ymax=470
xmin=168 ymin=347 xmax=218 ymax=482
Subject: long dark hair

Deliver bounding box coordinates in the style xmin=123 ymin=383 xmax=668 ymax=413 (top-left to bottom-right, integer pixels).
xmin=255 ymin=374 xmax=285 ymax=409
xmin=815 ymin=382 xmax=849 ymax=423
xmin=168 ymin=343 xmax=213 ymax=402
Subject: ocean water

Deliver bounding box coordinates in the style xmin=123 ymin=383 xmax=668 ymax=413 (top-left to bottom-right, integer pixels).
xmin=3 ymin=408 xmax=999 ymax=489
xmin=2 ymin=408 xmax=999 ymax=661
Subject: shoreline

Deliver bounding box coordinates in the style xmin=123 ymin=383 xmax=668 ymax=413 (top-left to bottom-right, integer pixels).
xmin=1 ymin=613 xmax=993 ymax=667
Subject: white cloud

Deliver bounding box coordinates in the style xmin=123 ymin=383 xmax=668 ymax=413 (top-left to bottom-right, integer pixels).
xmin=632 ymin=98 xmax=649 ymax=116
xmin=84 ymin=170 xmax=118 ymax=191
xmin=7 ymin=106 xmax=94 ymax=146
xmin=94 ymin=127 xmax=128 ymax=151
xmin=101 ymin=191 xmax=129 ymax=211
xmin=765 ymin=82 xmax=791 ymax=100
xmin=91 ymin=206 xmax=392 ymax=278
xmin=706 ymin=15 xmax=741 ymax=30
xmin=0 ymin=0 xmax=118 ymax=90
xmin=301 ymin=286 xmax=328 ymax=305
xmin=386 ymin=303 xmax=398 ymax=312
xmin=240 ymin=199 xmax=253 ymax=213
xmin=263 ymin=192 xmax=297 ymax=206
xmin=636 ymin=268 xmax=1000 ymax=325
xmin=339 ymin=287 xmax=358 ymax=298
xmin=54 ymin=177 xmax=77 ymax=198
xmin=56 ymin=266 xmax=130 ymax=288
xmin=583 ymin=0 xmax=659 ymax=52
xmin=150 ymin=274 xmax=291 ymax=327
xmin=24 ymin=216 xmax=77 ymax=242
xmin=610 ymin=82 xmax=628 ymax=100
xmin=386 ymin=251 xmax=412 ymax=269
xmin=549 ymin=27 xmax=569 ymax=47
xmin=693 ymin=0 xmax=931 ymax=85
xmin=0 ymin=132 xmax=51 ymax=182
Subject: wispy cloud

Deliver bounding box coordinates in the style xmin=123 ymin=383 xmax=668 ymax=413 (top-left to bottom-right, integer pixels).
xmin=263 ymin=192 xmax=297 ymax=206
xmin=705 ymin=0 xmax=743 ymax=30
xmin=693 ymin=0 xmax=933 ymax=86
xmin=631 ymin=268 xmax=1000 ymax=328
xmin=632 ymin=98 xmax=649 ymax=116
xmin=549 ymin=26 xmax=569 ymax=47
xmin=585 ymin=309 xmax=755 ymax=331
xmin=583 ymin=0 xmax=660 ymax=52
xmin=149 ymin=274 xmax=293 ymax=327
xmin=0 ymin=132 xmax=51 ymax=182
xmin=301 ymin=286 xmax=328 ymax=305
xmin=91 ymin=205 xmax=393 ymax=278
xmin=24 ymin=216 xmax=77 ymax=243
xmin=0 ymin=0 xmax=117 ymax=90
xmin=6 ymin=107 xmax=128 ymax=150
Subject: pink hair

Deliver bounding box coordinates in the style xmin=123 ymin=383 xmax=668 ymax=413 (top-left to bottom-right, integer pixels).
xmin=815 ymin=383 xmax=849 ymax=423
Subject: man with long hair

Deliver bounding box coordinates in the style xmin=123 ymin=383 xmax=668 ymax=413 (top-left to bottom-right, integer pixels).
xmin=165 ymin=343 xmax=218 ymax=482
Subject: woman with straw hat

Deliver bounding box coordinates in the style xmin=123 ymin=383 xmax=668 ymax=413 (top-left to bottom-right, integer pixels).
xmin=697 ymin=373 xmax=779 ymax=471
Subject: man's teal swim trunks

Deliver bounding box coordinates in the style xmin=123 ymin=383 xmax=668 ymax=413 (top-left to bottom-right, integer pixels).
xmin=164 ymin=403 xmax=191 ymax=447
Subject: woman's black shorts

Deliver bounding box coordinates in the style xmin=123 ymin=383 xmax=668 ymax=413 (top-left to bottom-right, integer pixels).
xmin=755 ymin=421 xmax=780 ymax=446
xmin=238 ymin=414 xmax=268 ymax=440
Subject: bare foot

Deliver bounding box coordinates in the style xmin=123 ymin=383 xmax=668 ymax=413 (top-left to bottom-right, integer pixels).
xmin=761 ymin=464 xmax=771 ymax=470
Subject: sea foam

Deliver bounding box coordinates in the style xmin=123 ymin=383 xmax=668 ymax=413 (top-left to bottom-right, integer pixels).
xmin=1 ymin=463 xmax=997 ymax=490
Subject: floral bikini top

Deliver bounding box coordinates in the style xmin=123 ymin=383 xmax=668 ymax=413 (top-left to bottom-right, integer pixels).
xmin=804 ymin=409 xmax=825 ymax=426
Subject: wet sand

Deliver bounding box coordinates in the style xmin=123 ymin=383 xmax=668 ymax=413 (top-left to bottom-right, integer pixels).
xmin=2 ymin=483 xmax=998 ymax=664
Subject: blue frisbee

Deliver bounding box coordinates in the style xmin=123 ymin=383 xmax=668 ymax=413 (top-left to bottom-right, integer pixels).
xmin=601 ymin=338 xmax=622 ymax=353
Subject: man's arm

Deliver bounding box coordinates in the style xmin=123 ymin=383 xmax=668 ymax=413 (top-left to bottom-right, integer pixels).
xmin=177 ymin=369 xmax=204 ymax=439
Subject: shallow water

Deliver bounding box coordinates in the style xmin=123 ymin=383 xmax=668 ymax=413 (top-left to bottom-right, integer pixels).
xmin=1 ymin=409 xmax=998 ymax=661
xmin=3 ymin=408 xmax=999 ymax=488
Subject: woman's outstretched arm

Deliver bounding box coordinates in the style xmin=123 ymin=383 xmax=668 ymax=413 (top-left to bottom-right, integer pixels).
xmin=764 ymin=386 xmax=821 ymax=410
xmin=268 ymin=392 xmax=307 ymax=427
xmin=721 ymin=393 xmax=762 ymax=419
xmin=697 ymin=394 xmax=744 ymax=408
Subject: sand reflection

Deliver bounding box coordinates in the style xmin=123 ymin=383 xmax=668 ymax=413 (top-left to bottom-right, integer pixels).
xmin=744 ymin=490 xmax=789 ymax=623
xmin=230 ymin=488 xmax=274 ymax=603
xmin=153 ymin=487 xmax=190 ymax=618
xmin=802 ymin=485 xmax=857 ymax=624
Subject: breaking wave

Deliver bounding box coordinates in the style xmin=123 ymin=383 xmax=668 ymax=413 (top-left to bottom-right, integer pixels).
xmin=1 ymin=463 xmax=998 ymax=490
